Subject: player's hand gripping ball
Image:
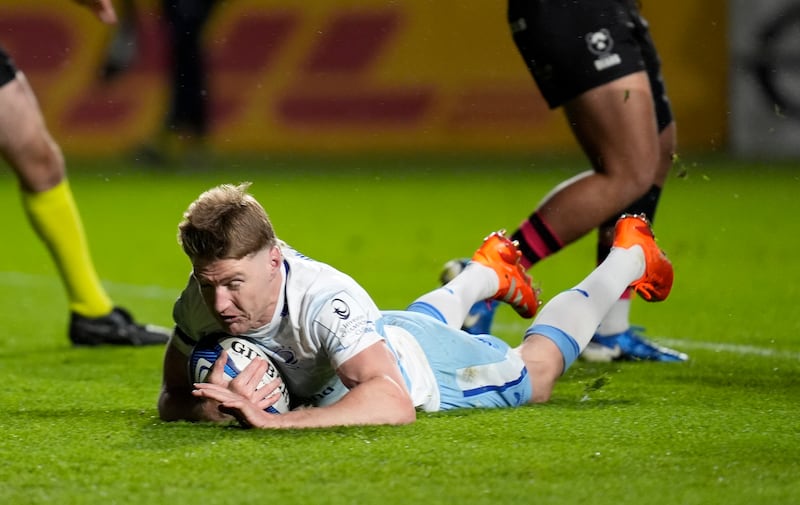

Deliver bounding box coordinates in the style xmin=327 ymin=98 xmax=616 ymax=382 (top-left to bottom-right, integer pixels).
xmin=189 ymin=334 xmax=291 ymax=414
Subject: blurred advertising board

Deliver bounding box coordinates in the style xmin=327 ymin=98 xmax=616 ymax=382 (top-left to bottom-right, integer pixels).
xmin=0 ymin=0 xmax=726 ymax=155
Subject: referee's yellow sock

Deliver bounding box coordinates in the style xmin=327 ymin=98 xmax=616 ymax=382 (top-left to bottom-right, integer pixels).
xmin=22 ymin=179 xmax=113 ymax=318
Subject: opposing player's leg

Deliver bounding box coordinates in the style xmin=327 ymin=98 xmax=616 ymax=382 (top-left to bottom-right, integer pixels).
xmin=448 ymin=2 xmax=686 ymax=362
xmin=409 ymin=231 xmax=538 ymax=328
xmin=508 ymin=0 xmax=663 ymax=247
xmin=577 ymin=9 xmax=685 ymax=361
xmin=0 ymin=64 xmax=169 ymax=346
xmin=443 ymin=0 xmax=668 ymax=336
xmin=442 ymin=72 xmax=660 ymax=335
xmin=539 ymin=71 xmax=662 ymax=243
xmin=518 ymin=214 xmax=676 ymax=402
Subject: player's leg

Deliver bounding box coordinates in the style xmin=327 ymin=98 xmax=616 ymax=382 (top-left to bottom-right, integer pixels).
xmin=0 ymin=58 xmax=168 ymax=345
xmin=518 ymin=214 xmax=675 ymax=402
xmin=0 ymin=69 xmax=115 ymax=316
xmin=450 ymin=1 xmax=683 ymax=360
xmin=507 ymin=0 xmax=662 ymax=249
xmin=136 ymin=0 xmax=217 ymax=164
xmin=579 ymin=6 xmax=684 ymax=361
xmin=441 ymin=0 xmax=660 ymax=334
xmin=409 ymin=231 xmax=538 ymax=329
xmin=508 ymin=0 xmax=666 ymax=254
xmin=585 ymin=121 xmax=681 ymax=359
xmin=528 ymin=71 xmax=661 ymax=244
xmin=163 ymin=0 xmax=216 ymax=139
xmin=519 ymin=98 xmax=683 ymax=361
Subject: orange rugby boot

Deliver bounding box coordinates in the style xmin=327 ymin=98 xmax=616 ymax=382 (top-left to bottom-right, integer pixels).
xmin=471 ymin=230 xmax=540 ymax=318
xmin=612 ymin=214 xmax=674 ymax=302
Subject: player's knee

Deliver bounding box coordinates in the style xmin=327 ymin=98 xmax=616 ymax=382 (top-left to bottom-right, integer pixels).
xmin=17 ymin=134 xmax=65 ymax=192
xmin=531 ymin=372 xmax=558 ymax=403
xmin=600 ymin=154 xmax=658 ymax=201
xmin=606 ymin=165 xmax=655 ymax=208
xmin=627 ymin=162 xmax=658 ymax=194
xmin=526 ymin=358 xmax=562 ymax=404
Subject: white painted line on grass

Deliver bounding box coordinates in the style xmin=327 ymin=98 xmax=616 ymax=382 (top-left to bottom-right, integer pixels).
xmin=494 ymin=322 xmax=800 ymax=361
xmin=655 ymin=338 xmax=800 ymax=361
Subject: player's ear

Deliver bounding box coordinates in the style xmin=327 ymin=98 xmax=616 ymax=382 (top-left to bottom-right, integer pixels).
xmin=267 ymin=245 xmax=282 ymax=267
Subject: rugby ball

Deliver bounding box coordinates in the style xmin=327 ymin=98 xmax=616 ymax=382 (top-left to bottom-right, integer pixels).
xmin=189 ymin=334 xmax=291 ymax=414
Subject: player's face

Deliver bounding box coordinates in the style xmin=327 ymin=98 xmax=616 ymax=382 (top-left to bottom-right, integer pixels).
xmin=193 ymin=247 xmax=283 ymax=335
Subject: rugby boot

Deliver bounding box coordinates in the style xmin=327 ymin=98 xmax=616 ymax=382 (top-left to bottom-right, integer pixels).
xmin=583 ymin=326 xmax=689 ymax=362
xmin=471 ymin=230 xmax=540 ymax=318
xmin=70 ymin=307 xmax=171 ymax=346
xmin=612 ymin=214 xmax=673 ymax=302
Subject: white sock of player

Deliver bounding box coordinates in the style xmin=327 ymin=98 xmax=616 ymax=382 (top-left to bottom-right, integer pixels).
xmin=595 ymin=296 xmax=632 ymax=336
xmin=528 ymin=246 xmax=645 ymax=352
xmin=407 ymin=262 xmax=498 ymax=329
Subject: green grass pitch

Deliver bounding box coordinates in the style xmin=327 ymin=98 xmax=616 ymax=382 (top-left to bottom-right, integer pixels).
xmin=0 ymin=154 xmax=798 ymax=504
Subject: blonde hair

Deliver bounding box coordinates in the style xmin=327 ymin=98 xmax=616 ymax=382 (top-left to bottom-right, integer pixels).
xmin=178 ymin=182 xmax=276 ymax=263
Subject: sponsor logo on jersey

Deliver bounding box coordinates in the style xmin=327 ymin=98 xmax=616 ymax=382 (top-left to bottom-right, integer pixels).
xmin=275 ymin=347 xmax=298 ymax=366
xmin=585 ymin=29 xmax=622 ymax=71
xmin=331 ymin=298 xmax=351 ymax=319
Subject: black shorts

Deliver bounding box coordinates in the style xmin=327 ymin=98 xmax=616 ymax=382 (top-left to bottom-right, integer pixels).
xmin=507 ymin=0 xmax=673 ymax=131
xmin=0 ymin=45 xmax=18 ymax=88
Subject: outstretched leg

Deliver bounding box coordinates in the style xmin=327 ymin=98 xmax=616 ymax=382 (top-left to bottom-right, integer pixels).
xmin=517 ymin=215 xmax=676 ymax=402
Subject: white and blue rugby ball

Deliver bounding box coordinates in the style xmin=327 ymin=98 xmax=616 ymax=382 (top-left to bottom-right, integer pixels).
xmin=189 ymin=334 xmax=291 ymax=414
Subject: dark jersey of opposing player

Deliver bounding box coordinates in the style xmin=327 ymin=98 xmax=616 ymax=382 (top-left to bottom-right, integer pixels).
xmin=507 ymin=0 xmax=673 ymax=132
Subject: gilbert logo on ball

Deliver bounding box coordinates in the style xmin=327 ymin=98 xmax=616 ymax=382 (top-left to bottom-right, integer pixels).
xmin=190 ymin=334 xmax=291 ymax=414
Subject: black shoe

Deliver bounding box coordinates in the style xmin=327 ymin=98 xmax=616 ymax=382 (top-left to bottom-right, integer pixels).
xmin=69 ymin=307 xmax=170 ymax=346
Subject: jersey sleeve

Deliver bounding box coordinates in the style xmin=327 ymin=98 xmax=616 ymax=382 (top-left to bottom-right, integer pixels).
xmin=308 ymin=289 xmax=384 ymax=369
xmin=171 ymin=274 xmax=224 ymax=356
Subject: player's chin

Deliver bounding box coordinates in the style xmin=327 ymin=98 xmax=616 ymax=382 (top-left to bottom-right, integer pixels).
xmin=219 ymin=318 xmax=247 ymax=335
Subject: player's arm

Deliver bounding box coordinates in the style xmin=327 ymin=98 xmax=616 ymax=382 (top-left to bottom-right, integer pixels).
xmin=72 ymin=0 xmax=117 ymax=24
xmin=192 ymin=340 xmax=417 ymax=429
xmin=330 ymin=340 xmax=418 ymax=424
xmin=158 ymin=330 xmax=234 ymax=423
